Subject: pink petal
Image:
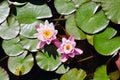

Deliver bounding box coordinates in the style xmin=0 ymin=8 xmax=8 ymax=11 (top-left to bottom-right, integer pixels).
xmin=74 ymin=48 xmax=83 ymax=55
xmin=69 ymin=35 xmax=74 ymax=41
xmin=68 ymin=52 xmax=75 ymax=58
xmin=36 ymin=41 xmax=46 ymax=49
xmin=61 ymin=54 xmax=69 ymax=62
xmin=116 ymin=56 xmax=120 ymax=71
xmin=52 ymin=39 xmax=61 ymax=48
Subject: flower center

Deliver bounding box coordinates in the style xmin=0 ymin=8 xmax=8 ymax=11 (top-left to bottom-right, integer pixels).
xmin=64 ymin=44 xmax=72 ymax=53
xmin=43 ymin=29 xmax=52 ymax=39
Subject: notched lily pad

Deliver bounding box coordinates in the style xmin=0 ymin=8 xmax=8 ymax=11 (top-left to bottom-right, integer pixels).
xmin=0 ymin=67 xmax=9 ymax=80
xmin=101 ymin=0 xmax=120 ymax=24
xmin=0 ymin=15 xmax=20 ymax=40
xmin=94 ymin=27 xmax=120 ymax=55
xmin=16 ymin=3 xmax=52 ymax=24
xmin=2 ymin=37 xmax=24 ymax=56
xmin=36 ymin=45 xmax=61 ymax=71
xmin=60 ymin=68 xmax=86 ymax=80
xmin=0 ymin=1 xmax=10 ymax=24
xmin=8 ymin=51 xmax=34 ymax=76
xmin=75 ymin=2 xmax=109 ymax=34
xmin=94 ymin=65 xmax=110 ymax=80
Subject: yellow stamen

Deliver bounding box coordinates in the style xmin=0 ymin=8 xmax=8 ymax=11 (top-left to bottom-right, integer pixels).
xmin=43 ymin=29 xmax=52 ymax=38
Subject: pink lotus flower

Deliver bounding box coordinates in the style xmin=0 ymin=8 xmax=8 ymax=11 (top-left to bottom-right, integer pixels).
xmin=57 ymin=36 xmax=83 ymax=62
xmin=34 ymin=20 xmax=58 ymax=49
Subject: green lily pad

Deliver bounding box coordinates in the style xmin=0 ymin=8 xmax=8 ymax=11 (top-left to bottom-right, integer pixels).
xmin=20 ymin=21 xmax=42 ymax=38
xmin=0 ymin=67 xmax=9 ymax=80
xmin=72 ymin=0 xmax=90 ymax=8
xmin=109 ymin=71 xmax=120 ymax=80
xmin=54 ymin=0 xmax=76 ymax=15
xmin=16 ymin=3 xmax=52 ymax=24
xmin=0 ymin=15 xmax=20 ymax=40
xmin=0 ymin=1 xmax=10 ymax=24
xmin=66 ymin=14 xmax=86 ymax=40
xmin=8 ymin=51 xmax=34 ymax=76
xmin=101 ymin=0 xmax=120 ymax=24
xmin=20 ymin=36 xmax=38 ymax=52
xmin=86 ymin=34 xmax=94 ymax=45
xmin=55 ymin=64 xmax=70 ymax=74
xmin=75 ymin=2 xmax=109 ymax=34
xmin=94 ymin=27 xmax=120 ymax=55
xmin=94 ymin=65 xmax=110 ymax=80
xmin=36 ymin=45 xmax=61 ymax=71
xmin=60 ymin=68 xmax=86 ymax=80
xmin=2 ymin=37 xmax=24 ymax=56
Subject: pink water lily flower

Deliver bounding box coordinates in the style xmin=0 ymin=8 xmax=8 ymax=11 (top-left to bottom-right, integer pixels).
xmin=57 ymin=36 xmax=83 ymax=62
xmin=34 ymin=20 xmax=58 ymax=49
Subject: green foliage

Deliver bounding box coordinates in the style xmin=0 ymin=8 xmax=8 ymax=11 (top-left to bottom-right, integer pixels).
xmin=60 ymin=68 xmax=86 ymax=80
xmin=65 ymin=14 xmax=86 ymax=40
xmin=36 ymin=51 xmax=61 ymax=71
xmin=16 ymin=3 xmax=52 ymax=24
xmin=2 ymin=37 xmax=24 ymax=56
xmin=0 ymin=1 xmax=10 ymax=24
xmin=0 ymin=67 xmax=9 ymax=80
xmin=8 ymin=51 xmax=34 ymax=76
xmin=75 ymin=2 xmax=109 ymax=34
xmin=94 ymin=27 xmax=120 ymax=55
xmin=0 ymin=0 xmax=120 ymax=79
xmin=94 ymin=65 xmax=110 ymax=80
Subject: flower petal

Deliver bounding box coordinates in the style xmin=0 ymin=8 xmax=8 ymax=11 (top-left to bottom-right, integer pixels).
xmin=36 ymin=41 xmax=46 ymax=49
xmin=74 ymin=48 xmax=83 ymax=55
xmin=61 ymin=54 xmax=69 ymax=62
xmin=52 ymin=39 xmax=61 ymax=48
xmin=69 ymin=35 xmax=75 ymax=41
xmin=68 ymin=52 xmax=75 ymax=58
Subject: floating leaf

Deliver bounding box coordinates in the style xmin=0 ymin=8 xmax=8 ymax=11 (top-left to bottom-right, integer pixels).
xmin=0 ymin=1 xmax=10 ymax=23
xmin=94 ymin=27 xmax=120 ymax=55
xmin=102 ymin=0 xmax=120 ymax=24
xmin=0 ymin=15 xmax=20 ymax=39
xmin=36 ymin=45 xmax=61 ymax=71
xmin=72 ymin=0 xmax=90 ymax=8
xmin=2 ymin=37 xmax=24 ymax=56
xmin=8 ymin=51 xmax=34 ymax=76
xmin=86 ymin=35 xmax=94 ymax=45
xmin=109 ymin=71 xmax=120 ymax=80
xmin=20 ymin=21 xmax=42 ymax=38
xmin=55 ymin=64 xmax=69 ymax=74
xmin=66 ymin=14 xmax=86 ymax=40
xmin=0 ymin=67 xmax=9 ymax=80
xmin=54 ymin=0 xmax=76 ymax=15
xmin=94 ymin=65 xmax=110 ymax=80
xmin=20 ymin=36 xmax=38 ymax=52
xmin=60 ymin=68 xmax=86 ymax=80
xmin=75 ymin=2 xmax=109 ymax=34
xmin=16 ymin=3 xmax=52 ymax=24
